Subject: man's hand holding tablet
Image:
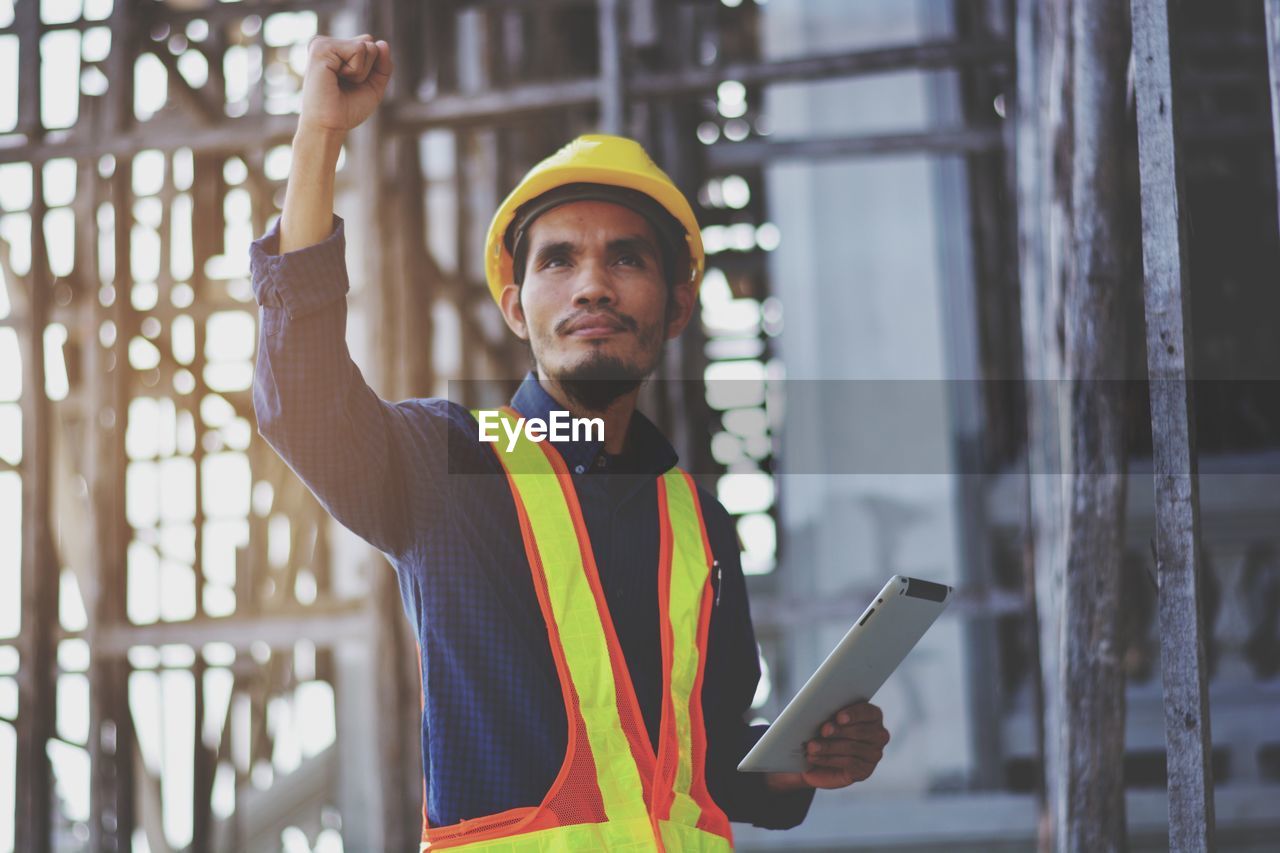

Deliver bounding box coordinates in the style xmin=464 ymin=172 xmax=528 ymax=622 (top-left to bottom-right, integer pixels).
xmin=764 ymin=701 xmax=891 ymax=792
xmin=741 ymin=575 xmax=954 ymax=790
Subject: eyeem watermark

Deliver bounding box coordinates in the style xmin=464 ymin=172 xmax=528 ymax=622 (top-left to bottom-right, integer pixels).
xmin=477 ymin=410 xmax=604 ymax=452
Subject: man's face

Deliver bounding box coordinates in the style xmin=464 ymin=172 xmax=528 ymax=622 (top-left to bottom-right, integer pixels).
xmin=498 ymin=200 xmax=695 ymax=407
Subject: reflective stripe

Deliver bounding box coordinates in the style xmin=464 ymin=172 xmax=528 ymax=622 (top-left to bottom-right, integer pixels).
xmin=423 ymin=818 xmax=730 ymax=852
xmin=433 ymin=409 xmax=732 ymax=851
xmin=487 ymin=409 xmax=650 ymax=828
xmin=659 ymin=470 xmax=710 ymax=827
xmin=659 ymin=820 xmax=734 ymax=853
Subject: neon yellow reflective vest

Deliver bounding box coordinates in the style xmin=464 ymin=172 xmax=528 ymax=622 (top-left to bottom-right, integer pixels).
xmin=420 ymin=407 xmax=733 ymax=852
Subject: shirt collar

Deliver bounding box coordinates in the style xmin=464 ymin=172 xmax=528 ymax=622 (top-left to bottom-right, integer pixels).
xmin=508 ymin=371 xmax=679 ymax=477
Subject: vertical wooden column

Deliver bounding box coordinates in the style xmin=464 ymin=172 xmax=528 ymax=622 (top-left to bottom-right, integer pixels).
xmin=1060 ymin=2 xmax=1132 ymax=850
xmin=1017 ymin=1 xmax=1132 ymax=848
xmin=1264 ymin=0 xmax=1280 ymax=233
xmin=12 ymin=1 xmax=56 ymax=849
xmin=597 ymin=0 xmax=625 ymax=134
xmin=1129 ymin=0 xmax=1216 ymax=850
xmin=14 ymin=136 xmax=57 ymax=853
xmin=90 ymin=163 xmax=137 ymax=853
xmin=89 ymin=1 xmax=139 ymax=847
xmin=1013 ymin=4 xmax=1053 ymax=843
xmin=1016 ymin=2 xmax=1071 ymax=841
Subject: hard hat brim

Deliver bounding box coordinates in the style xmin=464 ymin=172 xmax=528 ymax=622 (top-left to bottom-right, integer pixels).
xmin=484 ymin=138 xmax=705 ymax=305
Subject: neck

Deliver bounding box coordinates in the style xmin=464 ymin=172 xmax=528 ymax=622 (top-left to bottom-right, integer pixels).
xmin=536 ymin=370 xmax=639 ymax=455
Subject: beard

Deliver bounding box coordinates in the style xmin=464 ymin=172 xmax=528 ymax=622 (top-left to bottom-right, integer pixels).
xmin=530 ymin=303 xmax=672 ymax=412
xmin=554 ymin=352 xmax=647 ymax=412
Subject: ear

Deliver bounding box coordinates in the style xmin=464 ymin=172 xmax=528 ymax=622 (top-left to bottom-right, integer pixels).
xmin=499 ymin=283 xmax=529 ymax=340
xmin=663 ymin=278 xmax=697 ymax=340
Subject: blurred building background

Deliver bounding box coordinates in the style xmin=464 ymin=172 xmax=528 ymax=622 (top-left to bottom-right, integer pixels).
xmin=1 ymin=0 xmax=1278 ymax=851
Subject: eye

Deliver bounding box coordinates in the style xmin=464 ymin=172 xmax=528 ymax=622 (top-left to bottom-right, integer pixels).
xmin=615 ymin=253 xmax=645 ymax=267
xmin=541 ymin=255 xmax=571 ymax=269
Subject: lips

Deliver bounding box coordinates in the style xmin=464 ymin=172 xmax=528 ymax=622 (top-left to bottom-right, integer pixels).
xmin=563 ymin=315 xmax=627 ymax=337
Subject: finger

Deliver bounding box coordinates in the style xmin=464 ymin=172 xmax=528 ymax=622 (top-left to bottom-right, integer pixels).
xmin=808 ymin=754 xmax=876 ymax=778
xmin=826 ymin=722 xmax=891 ymax=746
xmin=333 ymin=47 xmax=362 ymax=78
xmin=801 ymin=761 xmax=875 ymax=789
xmin=339 ymin=42 xmax=373 ymax=79
xmin=353 ymin=41 xmax=376 ymax=80
xmin=807 ymin=739 xmax=883 ymax=761
xmin=801 ymin=767 xmax=852 ymax=789
xmin=834 ymin=702 xmax=883 ymax=726
xmin=818 ymin=719 xmax=883 ymax=739
xmin=370 ymin=40 xmax=393 ymax=79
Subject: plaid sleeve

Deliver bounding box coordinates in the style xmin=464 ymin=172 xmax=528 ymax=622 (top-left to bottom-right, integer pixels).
xmin=250 ymin=214 xmax=447 ymax=558
xmin=251 ymin=213 xmax=351 ymax=318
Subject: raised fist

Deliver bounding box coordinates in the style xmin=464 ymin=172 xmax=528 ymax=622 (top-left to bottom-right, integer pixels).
xmin=298 ymin=34 xmax=393 ymax=135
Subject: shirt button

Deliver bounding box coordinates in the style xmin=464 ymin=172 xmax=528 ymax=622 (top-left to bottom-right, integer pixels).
xmin=574 ymin=464 xmax=585 ymax=474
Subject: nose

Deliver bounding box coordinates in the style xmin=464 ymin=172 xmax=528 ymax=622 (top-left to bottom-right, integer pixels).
xmin=571 ymin=260 xmax=616 ymax=307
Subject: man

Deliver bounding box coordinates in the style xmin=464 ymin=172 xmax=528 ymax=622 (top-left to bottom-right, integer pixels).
xmin=251 ymin=34 xmax=890 ymax=850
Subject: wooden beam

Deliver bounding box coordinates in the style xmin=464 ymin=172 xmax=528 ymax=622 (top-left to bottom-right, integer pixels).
xmin=1012 ymin=1 xmax=1052 ymax=844
xmin=597 ymin=0 xmax=624 ymax=135
xmin=1013 ymin=2 xmax=1067 ymax=835
xmin=1129 ymin=0 xmax=1216 ymax=850
xmin=631 ymin=38 xmax=1013 ymax=96
xmin=1264 ymin=0 xmax=1280 ymax=234
xmin=87 ymin=158 xmax=138 ymax=853
xmin=390 ymin=39 xmax=1012 ymax=129
xmin=13 ymin=156 xmax=57 ymax=853
xmin=706 ymin=127 xmax=1004 ymax=169
xmin=1059 ymin=1 xmax=1132 ymax=849
xmin=0 ymin=114 xmax=299 ymax=166
xmin=95 ymin=603 xmax=373 ymax=654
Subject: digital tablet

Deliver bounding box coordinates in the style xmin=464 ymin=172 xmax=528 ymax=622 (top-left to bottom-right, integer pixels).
xmin=737 ymin=575 xmax=953 ymax=773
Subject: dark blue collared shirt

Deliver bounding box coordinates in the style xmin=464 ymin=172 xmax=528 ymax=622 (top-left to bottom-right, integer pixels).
xmin=250 ymin=214 xmax=813 ymax=830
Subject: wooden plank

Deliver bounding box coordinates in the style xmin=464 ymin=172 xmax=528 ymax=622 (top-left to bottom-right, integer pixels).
xmin=13 ymin=170 xmax=57 ymax=853
xmin=705 ymin=128 xmax=1004 ymax=169
xmin=1017 ymin=1 xmax=1133 ymax=848
xmin=1059 ymin=2 xmax=1133 ymax=850
xmin=1128 ymin=0 xmax=1216 ymax=850
xmin=1012 ymin=2 xmax=1052 ymax=844
xmin=87 ymin=159 xmax=139 ymax=853
xmin=1264 ymin=0 xmax=1280 ymax=233
xmin=390 ymin=39 xmax=1014 ymax=129
xmin=596 ymin=0 xmax=624 ymax=135
xmin=1016 ymin=0 xmax=1072 ymax=847
xmin=12 ymin=0 xmax=39 ymax=136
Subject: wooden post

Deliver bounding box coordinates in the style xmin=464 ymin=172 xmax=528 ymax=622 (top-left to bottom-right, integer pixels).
xmin=1013 ymin=1 xmax=1056 ymax=846
xmin=1017 ymin=1 xmax=1131 ymax=849
xmin=1061 ymin=1 xmax=1132 ymax=850
xmin=1129 ymin=0 xmax=1216 ymax=850
xmin=14 ymin=139 xmax=57 ymax=853
xmin=1264 ymin=0 xmax=1280 ymax=233
xmin=597 ymin=0 xmax=625 ymax=135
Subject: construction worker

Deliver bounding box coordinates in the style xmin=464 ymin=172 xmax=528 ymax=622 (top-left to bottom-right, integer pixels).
xmin=250 ymin=35 xmax=890 ymax=850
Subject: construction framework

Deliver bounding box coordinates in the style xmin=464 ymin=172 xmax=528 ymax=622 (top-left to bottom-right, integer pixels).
xmin=2 ymin=1 xmax=1278 ymax=851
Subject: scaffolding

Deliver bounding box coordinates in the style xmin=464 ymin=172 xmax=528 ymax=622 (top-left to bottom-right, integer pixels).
xmin=2 ymin=1 xmax=1278 ymax=851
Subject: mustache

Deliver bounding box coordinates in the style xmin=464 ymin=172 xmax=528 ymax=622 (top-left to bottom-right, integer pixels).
xmin=554 ymin=309 xmax=639 ymax=335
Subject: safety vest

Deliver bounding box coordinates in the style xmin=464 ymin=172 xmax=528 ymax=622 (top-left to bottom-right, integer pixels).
xmin=420 ymin=407 xmax=734 ymax=852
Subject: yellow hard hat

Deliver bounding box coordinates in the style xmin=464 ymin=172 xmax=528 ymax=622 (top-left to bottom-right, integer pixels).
xmin=483 ymin=134 xmax=704 ymax=305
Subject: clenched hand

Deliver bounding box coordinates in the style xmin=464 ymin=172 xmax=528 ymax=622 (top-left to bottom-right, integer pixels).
xmin=299 ymin=34 xmax=394 ymax=136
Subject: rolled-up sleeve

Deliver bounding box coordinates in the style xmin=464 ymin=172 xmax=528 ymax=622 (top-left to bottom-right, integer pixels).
xmin=250 ymin=214 xmax=447 ymax=558
xmin=251 ymin=214 xmax=352 ymax=319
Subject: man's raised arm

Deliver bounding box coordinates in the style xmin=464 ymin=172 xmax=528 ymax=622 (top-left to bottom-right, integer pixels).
xmin=250 ymin=35 xmax=444 ymax=557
